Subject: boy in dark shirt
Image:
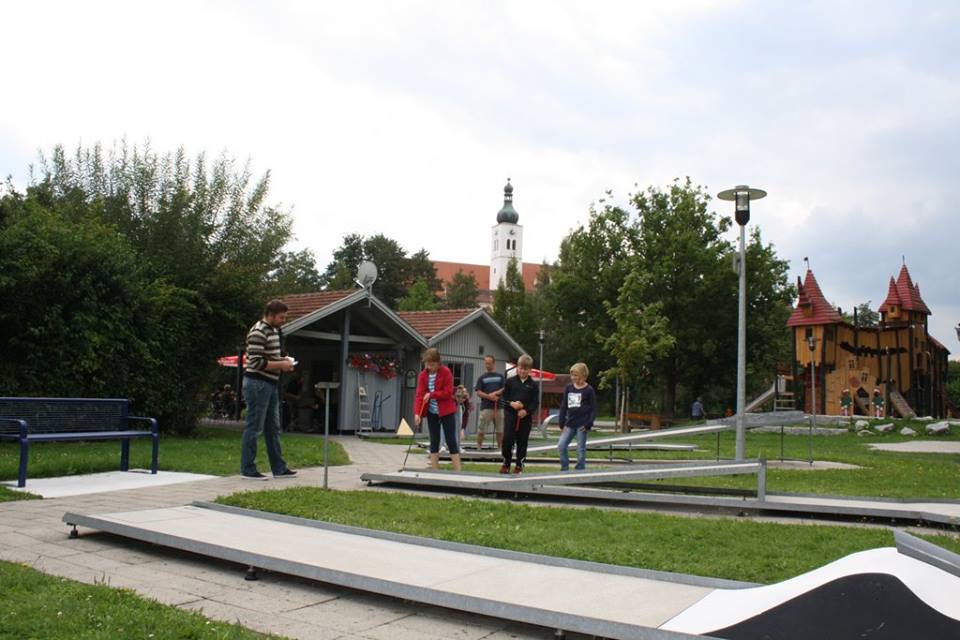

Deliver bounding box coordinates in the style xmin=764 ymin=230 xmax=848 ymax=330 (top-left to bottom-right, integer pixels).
xmin=500 ymin=354 xmax=539 ymax=474
xmin=557 ymin=362 xmax=596 ymax=471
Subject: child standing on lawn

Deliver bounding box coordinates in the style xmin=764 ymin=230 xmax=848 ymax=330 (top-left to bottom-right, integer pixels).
xmin=557 ymin=362 xmax=596 ymax=471
xmin=500 ymin=354 xmax=539 ymax=474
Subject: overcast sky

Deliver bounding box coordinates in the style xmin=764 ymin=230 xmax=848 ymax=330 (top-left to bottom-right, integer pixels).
xmin=2 ymin=1 xmax=958 ymax=351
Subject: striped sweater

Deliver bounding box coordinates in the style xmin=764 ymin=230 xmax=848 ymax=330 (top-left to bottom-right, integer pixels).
xmin=244 ymin=319 xmax=283 ymax=384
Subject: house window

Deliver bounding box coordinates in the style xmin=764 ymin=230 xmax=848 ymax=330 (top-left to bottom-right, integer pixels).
xmin=448 ymin=361 xmax=464 ymax=387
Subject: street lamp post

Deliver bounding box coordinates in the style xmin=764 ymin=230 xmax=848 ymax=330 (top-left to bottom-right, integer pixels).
xmin=538 ymin=329 xmax=545 ymax=438
xmin=717 ymin=185 xmax=767 ymax=461
xmin=806 ymin=334 xmax=816 ymax=465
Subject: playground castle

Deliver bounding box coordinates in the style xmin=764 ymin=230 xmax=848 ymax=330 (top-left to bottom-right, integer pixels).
xmin=786 ymin=263 xmax=951 ymax=418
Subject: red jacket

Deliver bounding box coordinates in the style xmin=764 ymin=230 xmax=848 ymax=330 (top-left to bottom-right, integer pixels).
xmin=415 ymin=365 xmax=456 ymax=418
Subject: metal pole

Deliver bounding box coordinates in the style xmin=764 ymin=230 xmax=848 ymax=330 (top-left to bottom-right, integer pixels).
xmin=735 ymin=223 xmax=747 ymax=461
xmin=538 ymin=330 xmax=545 ymax=439
xmin=809 ymin=358 xmax=815 ymax=465
xmin=323 ymin=387 xmax=330 ymax=489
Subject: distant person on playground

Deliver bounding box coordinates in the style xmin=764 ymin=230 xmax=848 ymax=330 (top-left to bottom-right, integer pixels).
xmin=241 ymin=299 xmax=297 ymax=480
xmin=840 ymin=389 xmax=852 ymax=417
xmin=414 ymin=348 xmax=461 ymax=471
xmin=691 ymin=396 xmax=705 ymax=420
xmin=872 ymin=388 xmax=885 ymax=418
xmin=501 ymin=354 xmax=539 ymax=474
xmin=557 ymin=362 xmax=596 ymax=471
xmin=474 ymin=355 xmax=505 ymax=450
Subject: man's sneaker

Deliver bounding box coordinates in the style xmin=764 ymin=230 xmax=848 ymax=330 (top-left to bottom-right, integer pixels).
xmin=499 ymin=465 xmax=510 ymax=474
xmin=241 ymin=472 xmax=269 ymax=481
xmin=512 ymin=466 xmax=523 ymax=474
xmin=273 ymin=469 xmax=298 ymax=479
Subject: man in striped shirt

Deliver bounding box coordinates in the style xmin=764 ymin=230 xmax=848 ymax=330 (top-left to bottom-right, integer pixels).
xmin=240 ymin=299 xmax=297 ymax=480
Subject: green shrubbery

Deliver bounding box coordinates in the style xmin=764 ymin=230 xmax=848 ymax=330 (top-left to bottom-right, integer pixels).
xmin=0 ymin=144 xmax=291 ymax=434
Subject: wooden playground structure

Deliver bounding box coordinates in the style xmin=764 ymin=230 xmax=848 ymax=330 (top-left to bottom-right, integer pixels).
xmin=786 ymin=263 xmax=951 ymax=418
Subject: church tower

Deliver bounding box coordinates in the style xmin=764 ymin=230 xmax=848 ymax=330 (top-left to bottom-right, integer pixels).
xmin=490 ymin=178 xmax=523 ymax=289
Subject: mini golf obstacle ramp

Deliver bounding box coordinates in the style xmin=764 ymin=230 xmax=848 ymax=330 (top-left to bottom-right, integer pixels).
xmin=62 ymin=501 xmax=743 ymax=640
xmin=361 ymin=465 xmax=960 ymax=526
xmin=363 ymin=460 xmax=767 ymax=498
xmin=60 ymin=505 xmax=960 ymax=639
xmin=427 ymin=412 xmax=807 ymax=461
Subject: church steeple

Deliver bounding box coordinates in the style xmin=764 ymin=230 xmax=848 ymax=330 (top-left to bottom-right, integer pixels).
xmin=490 ymin=178 xmax=523 ymax=289
xmin=496 ymin=178 xmax=519 ymax=224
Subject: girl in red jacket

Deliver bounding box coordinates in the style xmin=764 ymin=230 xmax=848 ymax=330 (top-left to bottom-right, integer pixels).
xmin=414 ymin=348 xmax=462 ymax=471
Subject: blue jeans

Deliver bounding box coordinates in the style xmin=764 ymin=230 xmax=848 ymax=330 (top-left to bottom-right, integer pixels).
xmin=241 ymin=376 xmax=289 ymax=475
xmin=558 ymin=426 xmax=587 ymax=471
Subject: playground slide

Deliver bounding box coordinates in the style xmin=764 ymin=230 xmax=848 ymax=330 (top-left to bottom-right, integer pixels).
xmin=744 ymin=382 xmax=776 ymax=413
xmin=888 ymin=390 xmax=917 ymax=419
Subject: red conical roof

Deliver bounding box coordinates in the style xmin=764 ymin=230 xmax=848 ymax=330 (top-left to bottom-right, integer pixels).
xmin=878 ymin=264 xmax=930 ymax=315
xmin=878 ymin=277 xmax=900 ymax=314
xmin=786 ymin=269 xmax=843 ymax=327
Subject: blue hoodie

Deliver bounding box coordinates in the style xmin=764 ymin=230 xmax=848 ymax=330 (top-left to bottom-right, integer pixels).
xmin=557 ymin=383 xmax=596 ymax=431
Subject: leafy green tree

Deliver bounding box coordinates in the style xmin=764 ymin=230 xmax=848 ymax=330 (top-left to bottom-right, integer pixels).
xmin=840 ymin=301 xmax=880 ymax=328
xmin=1 ymin=142 xmax=292 ymax=434
xmin=946 ymin=361 xmax=960 ymax=410
xmin=265 ymin=248 xmax=323 ymax=295
xmin=443 ymin=270 xmax=480 ymax=309
xmin=408 ymin=249 xmax=441 ymax=294
xmin=319 ymin=234 xmax=438 ymax=309
xmin=493 ymin=259 xmax=538 ymax=356
xmin=397 ymin=278 xmax=439 ymax=311
xmin=539 ymin=202 xmax=639 ymax=377
xmin=598 ymin=270 xmax=676 ymax=428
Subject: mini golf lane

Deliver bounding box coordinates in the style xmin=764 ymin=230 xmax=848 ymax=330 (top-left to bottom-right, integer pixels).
xmin=62 ymin=504 xmax=960 ymax=639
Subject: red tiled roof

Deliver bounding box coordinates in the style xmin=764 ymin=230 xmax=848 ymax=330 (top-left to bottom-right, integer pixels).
xmin=879 ymin=264 xmax=930 ymax=315
xmin=396 ymin=309 xmax=476 ymax=339
xmin=280 ymin=290 xmax=356 ymax=323
xmin=431 ymin=260 xmax=542 ymax=292
xmin=786 ymin=270 xmax=843 ymax=327
xmin=878 ymin=277 xmax=900 ymax=314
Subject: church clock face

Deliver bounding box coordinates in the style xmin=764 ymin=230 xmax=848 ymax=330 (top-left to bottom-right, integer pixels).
xmin=508 ymin=229 xmax=515 ymax=235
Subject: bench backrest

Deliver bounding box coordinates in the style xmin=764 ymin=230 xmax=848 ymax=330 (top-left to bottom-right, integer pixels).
xmin=0 ymin=397 xmax=130 ymax=435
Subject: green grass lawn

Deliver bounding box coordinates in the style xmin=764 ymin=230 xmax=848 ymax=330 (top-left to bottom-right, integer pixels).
xmin=218 ymin=487 xmax=960 ymax=585
xmin=0 ymin=427 xmax=349 ymax=501
xmin=0 ymin=560 xmax=283 ymax=640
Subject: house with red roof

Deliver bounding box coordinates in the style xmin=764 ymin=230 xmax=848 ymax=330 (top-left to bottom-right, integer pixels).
xmin=272 ymin=289 xmax=525 ymax=434
xmin=786 ymin=263 xmax=950 ymax=418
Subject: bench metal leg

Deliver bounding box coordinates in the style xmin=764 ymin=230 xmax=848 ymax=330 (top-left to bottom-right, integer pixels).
xmin=150 ymin=433 xmax=159 ymax=474
xmin=18 ymin=439 xmax=28 ymax=488
xmin=120 ymin=438 xmax=130 ymax=471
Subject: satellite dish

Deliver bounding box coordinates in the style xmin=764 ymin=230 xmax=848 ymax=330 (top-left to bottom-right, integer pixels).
xmin=356 ymin=261 xmax=378 ymax=288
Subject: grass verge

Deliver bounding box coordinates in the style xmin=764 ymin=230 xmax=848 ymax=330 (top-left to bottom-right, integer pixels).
xmin=217 ymin=487 xmax=960 ymax=584
xmin=0 ymin=427 xmax=349 ymax=501
xmin=0 ymin=560 xmax=282 ymax=640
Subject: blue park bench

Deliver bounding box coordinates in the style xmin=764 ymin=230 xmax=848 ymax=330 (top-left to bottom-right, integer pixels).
xmin=0 ymin=397 xmax=159 ymax=488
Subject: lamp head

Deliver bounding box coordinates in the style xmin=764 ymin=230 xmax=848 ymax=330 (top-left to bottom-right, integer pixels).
xmin=717 ymin=185 xmax=767 ymax=226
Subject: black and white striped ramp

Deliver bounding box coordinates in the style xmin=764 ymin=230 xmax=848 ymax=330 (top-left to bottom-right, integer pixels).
xmin=61 ymin=505 xmax=960 ymax=639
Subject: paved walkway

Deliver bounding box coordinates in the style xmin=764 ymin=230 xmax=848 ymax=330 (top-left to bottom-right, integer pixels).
xmin=0 ymin=437 xmax=558 ymax=640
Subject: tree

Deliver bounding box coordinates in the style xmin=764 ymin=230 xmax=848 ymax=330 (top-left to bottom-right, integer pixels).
xmin=319 ymin=234 xmax=439 ymax=309
xmin=397 ymin=278 xmax=439 ymax=311
xmin=493 ymin=259 xmax=538 ymax=355
xmin=598 ymin=270 xmax=676 ymax=429
xmin=319 ymin=234 xmax=364 ymax=290
xmin=443 ymin=270 xmax=480 ymax=309
xmin=408 ymin=249 xmax=441 ymax=294
xmin=538 ymin=202 xmax=639 ymax=377
xmin=265 ymin=248 xmax=323 ymax=295
xmin=0 ymin=142 xmax=292 ymax=433
xmin=841 ymin=301 xmax=880 ymax=328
